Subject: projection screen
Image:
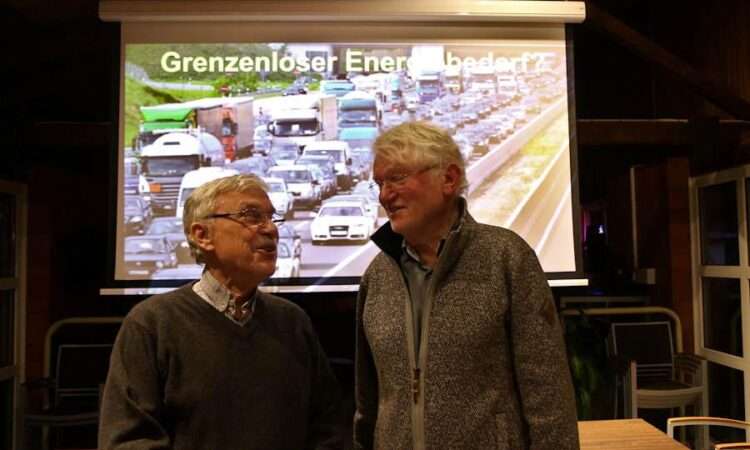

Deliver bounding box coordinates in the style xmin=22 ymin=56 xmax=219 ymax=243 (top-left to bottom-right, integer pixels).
xmin=102 ymin=1 xmax=586 ymax=293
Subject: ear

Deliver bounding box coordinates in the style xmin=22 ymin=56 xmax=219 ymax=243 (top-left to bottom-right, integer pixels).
xmin=441 ymin=164 xmax=462 ymax=196
xmin=190 ymin=222 xmax=215 ymax=253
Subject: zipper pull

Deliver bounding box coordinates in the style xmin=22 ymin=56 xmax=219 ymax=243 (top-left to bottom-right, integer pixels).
xmin=412 ymin=368 xmax=421 ymax=404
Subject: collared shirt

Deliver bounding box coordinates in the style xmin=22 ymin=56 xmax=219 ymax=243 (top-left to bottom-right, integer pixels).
xmin=399 ymin=199 xmax=466 ymax=355
xmin=193 ymin=270 xmax=257 ymax=326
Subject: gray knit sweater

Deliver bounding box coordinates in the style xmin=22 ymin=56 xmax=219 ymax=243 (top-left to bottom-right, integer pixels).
xmin=354 ymin=212 xmax=579 ymax=450
xmin=99 ymin=284 xmax=342 ymax=449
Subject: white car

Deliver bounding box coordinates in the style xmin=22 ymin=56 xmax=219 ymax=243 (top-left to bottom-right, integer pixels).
xmin=262 ymin=177 xmax=295 ymax=219
xmin=267 ymin=165 xmax=322 ymax=209
xmin=272 ymin=242 xmax=300 ymax=278
xmin=323 ymin=194 xmax=378 ymax=227
xmin=310 ymin=201 xmax=374 ymax=245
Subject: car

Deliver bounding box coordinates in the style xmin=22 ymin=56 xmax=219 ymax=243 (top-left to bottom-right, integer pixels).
xmin=253 ymin=125 xmax=272 ymax=155
xmin=506 ymin=106 xmax=528 ymax=127
xmin=227 ymin=155 xmax=275 ymax=177
xmin=145 ymin=217 xmax=192 ymax=262
xmin=295 ymin=155 xmax=337 ymax=198
xmin=352 ymin=180 xmax=380 ymax=205
xmin=267 ymin=165 xmax=322 ymax=209
xmin=382 ymin=114 xmax=403 ymax=130
xmin=124 ymin=235 xmax=178 ymax=276
xmin=309 ymin=200 xmax=375 ymax=245
xmin=269 ymin=143 xmax=301 ymax=166
xmin=123 ymin=195 xmax=152 ymax=236
xmin=271 ymin=241 xmax=300 ymax=278
xmin=323 ymin=194 xmax=379 ymax=226
xmin=276 ymin=222 xmax=302 ymax=260
xmin=282 ymin=85 xmax=308 ymax=96
xmin=453 ymin=134 xmax=474 ymax=162
xmin=301 ymin=140 xmax=354 ymax=191
xmin=262 ymin=177 xmax=295 ymax=220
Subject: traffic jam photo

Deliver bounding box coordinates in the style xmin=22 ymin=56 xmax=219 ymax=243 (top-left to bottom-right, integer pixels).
xmin=117 ymin=42 xmax=574 ymax=283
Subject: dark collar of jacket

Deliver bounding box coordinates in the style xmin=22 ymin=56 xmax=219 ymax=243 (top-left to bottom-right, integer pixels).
xmin=371 ymin=197 xmax=476 ymax=266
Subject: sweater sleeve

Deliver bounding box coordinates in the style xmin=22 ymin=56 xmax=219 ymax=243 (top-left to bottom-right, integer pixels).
xmin=508 ymin=239 xmax=580 ymax=450
xmin=353 ymin=276 xmax=377 ymax=450
xmin=98 ymin=318 xmax=171 ymax=450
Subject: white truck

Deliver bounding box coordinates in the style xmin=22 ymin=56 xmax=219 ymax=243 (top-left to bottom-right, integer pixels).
xmin=444 ymin=66 xmax=463 ymax=94
xmin=175 ymin=166 xmax=240 ymax=218
xmin=409 ymin=45 xmax=446 ymax=103
xmin=468 ymin=65 xmax=498 ymax=95
xmin=140 ymin=131 xmax=226 ymax=215
xmin=302 ymin=140 xmax=354 ymax=191
xmin=266 ymin=94 xmax=338 ymax=152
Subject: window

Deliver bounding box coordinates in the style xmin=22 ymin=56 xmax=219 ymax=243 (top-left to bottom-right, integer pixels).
xmin=691 ymin=167 xmax=750 ymax=441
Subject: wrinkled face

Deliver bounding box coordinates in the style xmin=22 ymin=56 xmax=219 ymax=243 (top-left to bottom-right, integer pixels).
xmin=202 ymin=189 xmax=279 ymax=285
xmin=373 ymin=156 xmax=452 ymax=242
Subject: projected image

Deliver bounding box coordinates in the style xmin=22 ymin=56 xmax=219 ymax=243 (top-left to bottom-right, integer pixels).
xmin=117 ymin=41 xmax=575 ymax=283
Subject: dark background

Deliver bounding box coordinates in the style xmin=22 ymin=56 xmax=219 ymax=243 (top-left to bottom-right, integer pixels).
xmin=3 ymin=0 xmax=750 ymax=393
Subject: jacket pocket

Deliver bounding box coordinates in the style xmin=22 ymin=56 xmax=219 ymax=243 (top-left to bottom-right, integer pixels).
xmin=496 ymin=413 xmax=509 ymax=450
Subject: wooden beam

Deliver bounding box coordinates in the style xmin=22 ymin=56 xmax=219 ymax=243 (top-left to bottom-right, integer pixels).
xmin=584 ymin=2 xmax=750 ymax=121
xmin=577 ymin=119 xmax=689 ymax=146
xmin=577 ymin=119 xmax=750 ymax=147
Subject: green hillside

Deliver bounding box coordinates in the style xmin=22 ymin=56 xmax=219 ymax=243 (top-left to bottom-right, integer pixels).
xmin=123 ymin=77 xmax=218 ymax=147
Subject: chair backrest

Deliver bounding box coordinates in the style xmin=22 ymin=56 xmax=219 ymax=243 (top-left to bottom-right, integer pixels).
xmin=54 ymin=344 xmax=113 ymax=409
xmin=668 ymin=416 xmax=750 ymax=449
xmin=611 ymin=321 xmax=674 ymax=382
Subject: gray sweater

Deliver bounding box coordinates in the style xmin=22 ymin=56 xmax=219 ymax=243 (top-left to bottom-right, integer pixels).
xmin=99 ymin=284 xmax=342 ymax=450
xmin=354 ymin=213 xmax=579 ymax=450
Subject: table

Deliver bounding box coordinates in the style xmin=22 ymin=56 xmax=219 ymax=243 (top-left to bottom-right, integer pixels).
xmin=579 ymin=419 xmax=690 ymax=450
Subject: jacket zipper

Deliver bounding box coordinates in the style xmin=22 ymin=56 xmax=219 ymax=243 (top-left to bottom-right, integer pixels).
xmin=412 ymin=367 xmax=421 ymax=403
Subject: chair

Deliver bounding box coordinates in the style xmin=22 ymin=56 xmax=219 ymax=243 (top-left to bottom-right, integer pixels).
xmin=21 ymin=317 xmax=122 ymax=450
xmin=668 ymin=416 xmax=750 ymax=450
xmin=611 ymin=321 xmax=707 ymax=419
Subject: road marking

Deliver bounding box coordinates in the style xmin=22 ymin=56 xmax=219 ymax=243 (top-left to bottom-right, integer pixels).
xmin=303 ymin=241 xmax=377 ymax=292
xmin=535 ymin=184 xmax=570 ymax=256
xmin=504 ymin=139 xmax=568 ymax=229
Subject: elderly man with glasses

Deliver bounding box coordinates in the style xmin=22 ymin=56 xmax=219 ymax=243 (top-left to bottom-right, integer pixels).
xmin=354 ymin=122 xmax=578 ymax=450
xmin=100 ymin=175 xmax=342 ymax=450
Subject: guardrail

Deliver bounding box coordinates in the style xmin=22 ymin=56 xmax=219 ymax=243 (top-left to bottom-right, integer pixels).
xmin=505 ymin=140 xmax=569 ymax=252
xmin=466 ymin=96 xmax=567 ymax=195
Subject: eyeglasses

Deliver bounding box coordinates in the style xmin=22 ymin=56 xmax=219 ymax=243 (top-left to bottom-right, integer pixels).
xmin=205 ymin=207 xmax=285 ymax=227
xmin=372 ymin=165 xmax=437 ymax=191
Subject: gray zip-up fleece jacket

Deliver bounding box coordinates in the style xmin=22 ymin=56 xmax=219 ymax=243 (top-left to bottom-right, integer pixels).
xmin=354 ymin=211 xmax=579 ymax=450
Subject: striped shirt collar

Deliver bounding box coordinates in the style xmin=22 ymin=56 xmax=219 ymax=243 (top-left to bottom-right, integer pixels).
xmin=193 ymin=269 xmax=258 ymax=326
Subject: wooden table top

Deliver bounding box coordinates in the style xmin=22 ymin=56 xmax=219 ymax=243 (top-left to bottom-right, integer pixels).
xmin=579 ymin=419 xmax=690 ymax=450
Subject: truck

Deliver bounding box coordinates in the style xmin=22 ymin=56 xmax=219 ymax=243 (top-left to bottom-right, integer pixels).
xmin=138 ymin=96 xmax=255 ymax=161
xmin=266 ymin=94 xmax=338 ymax=151
xmin=409 ymin=45 xmax=446 ymax=103
xmin=175 ymin=166 xmax=240 ymax=218
xmin=468 ymin=65 xmax=498 ymax=95
xmin=320 ymin=79 xmax=356 ymax=98
xmin=140 ymin=130 xmax=226 ymax=215
xmin=338 ymin=91 xmax=381 ymax=129
xmin=444 ymin=66 xmax=463 ymax=94
xmin=302 ymin=140 xmax=354 ymax=190
xmin=415 ymin=70 xmax=445 ymax=103
xmin=497 ymin=75 xmax=520 ymax=101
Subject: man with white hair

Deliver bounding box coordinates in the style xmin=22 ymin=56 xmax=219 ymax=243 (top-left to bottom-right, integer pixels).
xmin=100 ymin=174 xmax=342 ymax=449
xmin=354 ymin=122 xmax=578 ymax=449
